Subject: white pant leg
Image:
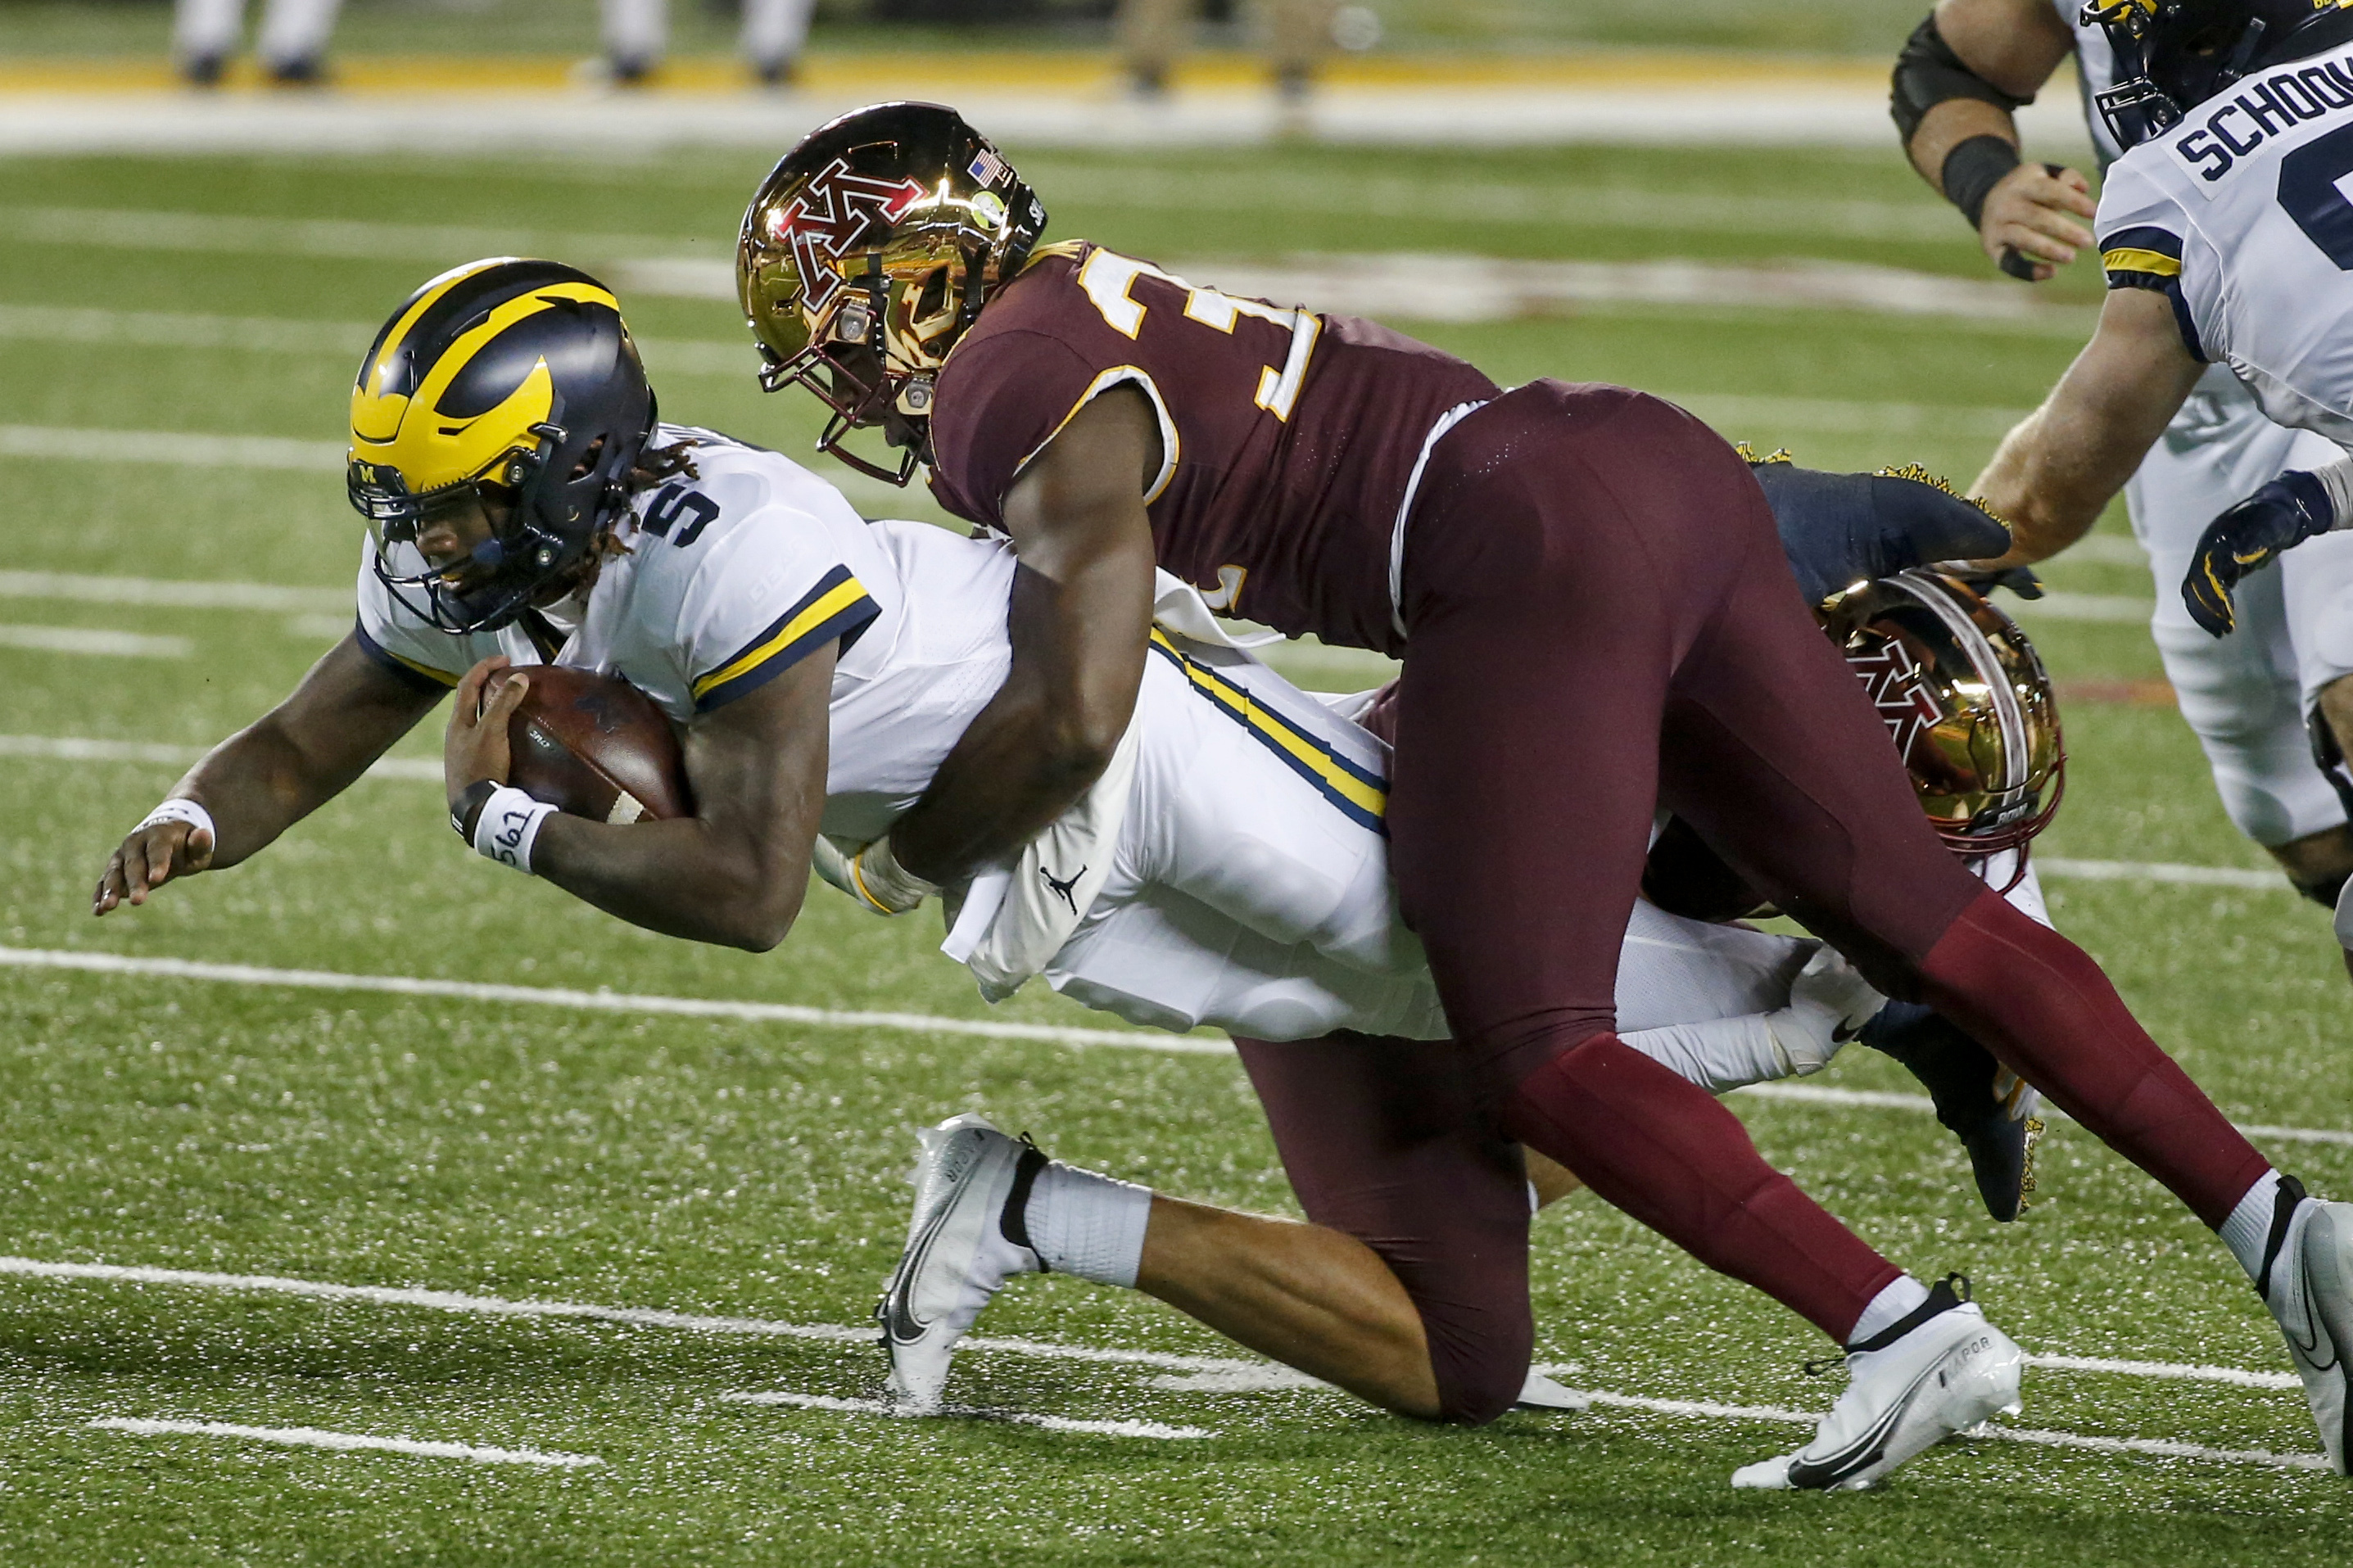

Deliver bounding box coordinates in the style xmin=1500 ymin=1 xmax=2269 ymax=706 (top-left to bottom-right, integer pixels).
xmin=2128 ymin=366 xmax=2347 ymax=845
xmin=174 ymin=0 xmax=246 ymax=61
xmin=255 ymin=0 xmax=337 ymax=67
xmin=742 ymin=0 xmax=815 ymax=71
xmin=604 ymin=0 xmax=667 ymax=67
xmin=2282 ymin=517 xmax=2353 ymax=720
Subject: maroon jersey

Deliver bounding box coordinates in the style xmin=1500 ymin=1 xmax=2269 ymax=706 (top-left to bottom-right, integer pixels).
xmin=926 ymin=242 xmax=1500 ymax=653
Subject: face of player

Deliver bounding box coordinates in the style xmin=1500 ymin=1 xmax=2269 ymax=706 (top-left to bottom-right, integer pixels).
xmin=411 ymin=486 xmax=515 ymax=599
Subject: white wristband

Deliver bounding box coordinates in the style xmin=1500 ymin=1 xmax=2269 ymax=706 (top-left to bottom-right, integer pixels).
xmin=471 ymin=785 xmax=557 ymax=875
xmin=136 ymin=798 xmax=215 ymax=842
xmin=2315 ymin=454 xmax=2353 ymax=530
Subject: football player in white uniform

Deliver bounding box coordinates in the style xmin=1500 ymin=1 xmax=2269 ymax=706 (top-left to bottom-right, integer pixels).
xmin=1894 ymin=0 xmax=2353 ymax=924
xmin=1963 ymin=0 xmax=2353 ymax=1468
xmin=93 ymin=258 xmax=2064 ymax=1473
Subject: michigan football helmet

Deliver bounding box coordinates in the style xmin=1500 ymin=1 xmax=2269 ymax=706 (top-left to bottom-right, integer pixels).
xmin=348 ymin=257 xmax=656 ymax=634
xmin=1825 ymin=569 xmax=2065 ymax=867
xmin=737 ymin=101 xmax=1048 ymax=484
xmin=2082 ymin=0 xmax=2353 ymax=148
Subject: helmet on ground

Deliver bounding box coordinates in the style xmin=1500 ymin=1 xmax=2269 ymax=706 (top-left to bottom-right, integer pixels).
xmin=737 ymin=101 xmax=1048 ymax=485
xmin=2081 ymin=0 xmax=2353 ymax=148
xmin=1824 ymin=569 xmax=2066 ymax=864
xmin=348 ymin=257 xmax=656 ymax=634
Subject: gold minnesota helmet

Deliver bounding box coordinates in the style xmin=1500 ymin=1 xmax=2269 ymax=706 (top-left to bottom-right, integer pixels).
xmin=738 ymin=101 xmax=1047 ymax=484
xmin=348 ymin=257 xmax=656 ymax=633
xmin=1826 ymin=569 xmax=2066 ymax=867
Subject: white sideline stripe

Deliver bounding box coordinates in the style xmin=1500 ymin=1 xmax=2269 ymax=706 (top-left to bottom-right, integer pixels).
xmin=0 ymin=734 xmax=441 ymax=782
xmin=88 ymin=1416 xmax=601 ymax=1467
xmin=0 ymin=624 xmax=191 ymax=659
xmin=2009 ymin=591 xmax=2158 ymax=623
xmin=0 ymin=571 xmax=346 ymax=613
xmin=0 ymin=947 xmax=1217 ymax=1054
xmin=1743 ymin=1081 xmax=2353 ymax=1152
xmin=717 ymin=1390 xmax=1210 ymax=1440
xmin=1568 ymin=1392 xmax=2329 ymax=1471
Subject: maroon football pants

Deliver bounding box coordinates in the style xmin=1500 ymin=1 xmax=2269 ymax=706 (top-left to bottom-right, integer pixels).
xmin=1382 ymin=381 xmax=2271 ymax=1340
xmin=1234 ymin=1030 xmax=1533 ymax=1426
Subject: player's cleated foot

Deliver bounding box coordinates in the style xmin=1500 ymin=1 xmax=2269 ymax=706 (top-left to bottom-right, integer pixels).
xmin=1731 ymin=1275 xmax=2023 ymax=1492
xmin=2256 ymin=1176 xmax=2353 ymax=1473
xmin=1860 ymin=1001 xmax=2042 ymax=1222
xmin=876 ymin=1113 xmax=1043 ymax=1412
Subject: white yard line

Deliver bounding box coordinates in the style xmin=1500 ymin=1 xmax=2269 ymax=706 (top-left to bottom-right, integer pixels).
xmin=1743 ymin=1081 xmax=2353 ymax=1151
xmin=0 ymin=947 xmax=1212 ymax=1054
xmin=0 ymin=734 xmax=439 ymax=781
xmin=2036 ymin=856 xmax=2284 ymax=891
xmin=0 ymin=423 xmax=342 ymax=472
xmin=7 ymin=1258 xmax=2324 ymax=1470
xmin=1569 ymin=1391 xmax=2329 ymax=1472
xmin=717 ymin=1390 xmax=1210 ymax=1440
xmin=0 ymin=625 xmax=192 ymax=659
xmin=0 ymin=571 xmax=346 ymax=613
xmin=88 ymin=1415 xmax=601 ymax=1467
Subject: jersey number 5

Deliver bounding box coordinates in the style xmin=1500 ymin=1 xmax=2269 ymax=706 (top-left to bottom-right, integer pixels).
xmin=1075 ymin=250 xmax=1321 ymax=422
xmin=641 ymin=484 xmax=720 ymax=546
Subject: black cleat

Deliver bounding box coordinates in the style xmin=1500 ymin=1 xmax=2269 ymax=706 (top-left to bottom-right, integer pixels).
xmin=1861 ymin=1001 xmax=2041 ymax=1222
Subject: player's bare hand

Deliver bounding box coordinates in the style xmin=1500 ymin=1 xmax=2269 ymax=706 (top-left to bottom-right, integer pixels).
xmin=1980 ymin=163 xmax=2096 ymax=282
xmin=446 ymin=655 xmax=523 ymax=811
xmin=93 ymin=817 xmax=215 ymax=915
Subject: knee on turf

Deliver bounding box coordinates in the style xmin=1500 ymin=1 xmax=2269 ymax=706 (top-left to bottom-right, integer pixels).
xmin=1420 ymin=1304 xmax=1536 ymax=1426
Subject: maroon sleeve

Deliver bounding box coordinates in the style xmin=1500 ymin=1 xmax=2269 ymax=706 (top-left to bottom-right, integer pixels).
xmin=926 ymin=327 xmax=1109 ymax=531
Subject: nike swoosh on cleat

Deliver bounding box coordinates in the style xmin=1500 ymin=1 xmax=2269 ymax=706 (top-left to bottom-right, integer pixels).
xmin=1785 ymin=1340 xmax=1984 ymax=1489
xmin=880 ymin=1197 xmax=957 ymax=1345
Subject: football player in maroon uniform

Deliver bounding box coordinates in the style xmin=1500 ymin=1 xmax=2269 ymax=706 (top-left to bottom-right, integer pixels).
xmin=737 ymin=104 xmax=2344 ymax=1485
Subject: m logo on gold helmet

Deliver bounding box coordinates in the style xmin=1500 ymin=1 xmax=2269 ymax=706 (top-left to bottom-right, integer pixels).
xmin=346 ymin=258 xmax=656 ymax=635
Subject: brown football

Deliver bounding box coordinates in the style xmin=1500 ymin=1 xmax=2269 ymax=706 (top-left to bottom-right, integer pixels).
xmin=488 ymin=664 xmax=693 ymax=824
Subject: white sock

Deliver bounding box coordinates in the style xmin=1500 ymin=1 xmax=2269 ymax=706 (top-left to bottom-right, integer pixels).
xmin=1024 ymin=1160 xmax=1153 ymax=1288
xmin=1848 ymin=1275 xmax=1931 ymax=1348
xmin=2219 ymin=1168 xmax=2287 ymax=1288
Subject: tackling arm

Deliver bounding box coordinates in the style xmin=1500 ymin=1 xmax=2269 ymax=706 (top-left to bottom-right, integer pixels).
xmin=1971 ymin=287 xmax=2204 ymax=565
xmin=447 ymin=647 xmax=834 ymax=953
xmin=880 ymin=386 xmax=1161 ymax=889
xmin=1897 ymin=0 xmax=2094 ymax=280
xmin=93 ymin=631 xmax=443 ymax=914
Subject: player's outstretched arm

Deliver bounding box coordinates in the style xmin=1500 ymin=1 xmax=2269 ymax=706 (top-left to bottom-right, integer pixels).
xmin=1969 ymin=287 xmax=2203 ymax=566
xmin=1897 ymin=0 xmax=2093 ymax=281
xmin=446 ymin=646 xmax=833 ymax=952
xmin=93 ymin=630 xmax=443 ymax=915
xmin=883 ymin=386 xmax=1160 ymax=888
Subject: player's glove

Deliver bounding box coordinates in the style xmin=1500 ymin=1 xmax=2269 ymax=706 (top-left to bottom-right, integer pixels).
xmin=2183 ymin=469 xmax=2336 ymax=637
xmin=1746 ymin=457 xmax=2012 ymax=606
xmin=810 ymin=833 xmax=936 ymax=916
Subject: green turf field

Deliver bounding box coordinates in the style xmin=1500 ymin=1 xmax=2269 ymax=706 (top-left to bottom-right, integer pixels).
xmin=2 ymin=138 xmax=2349 ymax=1564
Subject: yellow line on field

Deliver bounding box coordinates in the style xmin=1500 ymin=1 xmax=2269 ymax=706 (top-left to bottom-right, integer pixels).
xmin=0 ymin=48 xmax=1898 ymax=99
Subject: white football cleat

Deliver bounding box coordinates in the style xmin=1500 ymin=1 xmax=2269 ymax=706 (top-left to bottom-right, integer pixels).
xmin=876 ymin=1113 xmax=1043 ymax=1412
xmin=1731 ymin=1276 xmax=2023 ymax=1492
xmin=2256 ymin=1177 xmax=2353 ymax=1474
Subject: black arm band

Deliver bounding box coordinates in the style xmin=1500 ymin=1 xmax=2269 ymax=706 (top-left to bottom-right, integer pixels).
xmin=451 ymin=779 xmax=500 ymax=843
xmin=1891 ymin=12 xmax=2034 ymax=147
xmin=1942 ymin=134 xmax=2023 ymax=229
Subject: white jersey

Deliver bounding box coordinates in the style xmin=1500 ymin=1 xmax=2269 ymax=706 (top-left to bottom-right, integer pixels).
xmin=354 ymin=424 xmax=1012 ymax=844
xmin=2097 ymin=42 xmax=2353 ymax=446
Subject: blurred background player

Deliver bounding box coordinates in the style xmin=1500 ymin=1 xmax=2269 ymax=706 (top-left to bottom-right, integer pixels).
xmin=1894 ymin=0 xmax=2353 ymax=937
xmin=1120 ymin=0 xmax=1338 ymax=101
xmin=603 ymin=0 xmax=817 ymax=86
xmin=174 ymin=0 xmax=338 ymax=85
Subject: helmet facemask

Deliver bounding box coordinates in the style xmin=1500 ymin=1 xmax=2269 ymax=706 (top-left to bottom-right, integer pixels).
xmin=2083 ymin=0 xmax=2322 ymax=148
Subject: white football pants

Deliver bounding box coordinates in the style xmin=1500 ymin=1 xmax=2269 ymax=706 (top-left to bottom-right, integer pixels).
xmin=602 ymin=0 xmax=816 ymax=71
xmin=174 ymin=0 xmax=340 ymax=69
xmin=2128 ymin=363 xmax=2353 ymax=847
